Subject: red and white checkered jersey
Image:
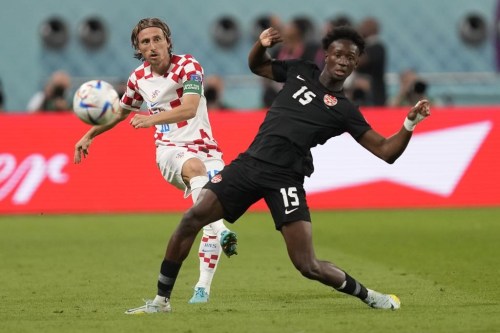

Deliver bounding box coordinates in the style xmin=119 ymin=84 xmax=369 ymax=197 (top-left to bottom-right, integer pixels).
xmin=120 ymin=54 xmax=222 ymax=158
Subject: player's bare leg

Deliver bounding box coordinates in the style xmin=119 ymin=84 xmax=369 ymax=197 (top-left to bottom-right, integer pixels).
xmin=160 ymin=190 xmax=226 ymax=305
xmin=186 ymin=161 xmax=237 ymax=303
xmin=126 ymin=191 xmax=225 ymax=314
xmin=125 ymin=159 xmax=234 ymax=313
xmin=124 ymin=210 xmax=206 ymax=315
xmin=280 ymin=220 xmax=400 ymax=310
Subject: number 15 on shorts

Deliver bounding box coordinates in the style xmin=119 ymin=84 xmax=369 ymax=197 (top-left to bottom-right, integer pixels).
xmin=280 ymin=187 xmax=299 ymax=214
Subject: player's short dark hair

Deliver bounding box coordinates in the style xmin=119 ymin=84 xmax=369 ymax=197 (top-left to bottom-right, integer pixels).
xmin=321 ymin=26 xmax=365 ymax=55
xmin=131 ymin=18 xmax=173 ymax=61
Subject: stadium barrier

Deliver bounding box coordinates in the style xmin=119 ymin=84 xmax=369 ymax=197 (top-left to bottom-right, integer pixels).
xmin=1 ymin=107 xmax=499 ymax=214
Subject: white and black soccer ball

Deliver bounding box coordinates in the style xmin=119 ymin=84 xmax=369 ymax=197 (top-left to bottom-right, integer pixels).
xmin=73 ymin=80 xmax=119 ymax=125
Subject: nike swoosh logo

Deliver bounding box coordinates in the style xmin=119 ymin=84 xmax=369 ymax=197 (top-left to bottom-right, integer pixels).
xmin=296 ymin=75 xmax=305 ymax=81
xmin=285 ymin=207 xmax=299 ymax=214
xmin=150 ymin=102 xmax=159 ymax=107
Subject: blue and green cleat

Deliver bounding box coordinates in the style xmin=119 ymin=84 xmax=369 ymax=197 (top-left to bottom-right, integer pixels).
xmin=188 ymin=287 xmax=209 ymax=304
xmin=220 ymin=230 xmax=238 ymax=257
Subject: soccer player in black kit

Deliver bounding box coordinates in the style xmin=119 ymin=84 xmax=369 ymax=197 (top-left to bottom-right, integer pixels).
xmin=126 ymin=26 xmax=430 ymax=314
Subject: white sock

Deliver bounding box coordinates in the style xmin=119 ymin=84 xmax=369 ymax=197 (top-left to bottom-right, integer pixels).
xmin=153 ymin=295 xmax=168 ymax=304
xmin=194 ymin=226 xmax=222 ymax=294
xmin=209 ymin=219 xmax=229 ymax=238
xmin=189 ymin=175 xmax=209 ymax=204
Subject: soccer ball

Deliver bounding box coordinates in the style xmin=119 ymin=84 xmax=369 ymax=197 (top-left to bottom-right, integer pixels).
xmin=73 ymin=80 xmax=120 ymax=125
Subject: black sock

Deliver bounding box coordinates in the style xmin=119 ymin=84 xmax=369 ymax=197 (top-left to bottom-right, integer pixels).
xmin=335 ymin=273 xmax=368 ymax=300
xmin=157 ymin=260 xmax=182 ymax=299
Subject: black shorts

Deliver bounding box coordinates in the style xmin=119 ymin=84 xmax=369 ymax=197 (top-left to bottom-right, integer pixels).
xmin=205 ymin=154 xmax=311 ymax=230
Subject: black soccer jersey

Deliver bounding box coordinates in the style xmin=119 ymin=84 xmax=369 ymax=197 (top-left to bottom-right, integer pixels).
xmin=245 ymin=59 xmax=371 ymax=177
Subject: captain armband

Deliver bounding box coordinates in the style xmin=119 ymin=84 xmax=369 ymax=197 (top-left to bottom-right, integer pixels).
xmin=183 ymin=72 xmax=203 ymax=95
xmin=183 ymin=79 xmax=202 ymax=95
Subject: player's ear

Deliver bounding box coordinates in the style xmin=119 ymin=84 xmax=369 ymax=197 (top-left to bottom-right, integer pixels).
xmin=165 ymin=36 xmax=173 ymax=54
xmin=353 ymin=54 xmax=360 ymax=68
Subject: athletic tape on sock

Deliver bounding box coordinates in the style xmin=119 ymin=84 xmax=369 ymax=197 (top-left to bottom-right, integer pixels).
xmin=189 ymin=175 xmax=209 ymax=202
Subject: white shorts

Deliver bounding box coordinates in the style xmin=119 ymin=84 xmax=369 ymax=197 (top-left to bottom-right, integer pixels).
xmin=156 ymin=145 xmax=224 ymax=196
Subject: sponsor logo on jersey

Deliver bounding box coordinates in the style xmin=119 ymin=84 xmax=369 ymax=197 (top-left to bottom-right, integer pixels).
xmin=296 ymin=75 xmax=305 ymax=81
xmin=189 ymin=73 xmax=202 ymax=82
xmin=211 ymin=174 xmax=222 ymax=183
xmin=323 ymin=94 xmax=337 ymax=107
xmin=175 ymin=152 xmax=185 ymax=159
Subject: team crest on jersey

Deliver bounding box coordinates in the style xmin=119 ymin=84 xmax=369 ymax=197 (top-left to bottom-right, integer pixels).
xmin=176 ymin=152 xmax=185 ymax=159
xmin=323 ymin=94 xmax=338 ymax=107
xmin=189 ymin=73 xmax=202 ymax=82
xmin=151 ymin=89 xmax=160 ymax=101
xmin=211 ymin=174 xmax=222 ymax=183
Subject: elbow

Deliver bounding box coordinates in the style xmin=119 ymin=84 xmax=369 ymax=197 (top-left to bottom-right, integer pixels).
xmin=378 ymin=155 xmax=396 ymax=164
xmin=382 ymin=153 xmax=402 ymax=165
xmin=374 ymin=148 xmax=400 ymax=164
xmin=117 ymin=112 xmax=128 ymax=122
xmin=374 ymin=145 xmax=404 ymax=165
xmin=248 ymin=64 xmax=260 ymax=75
xmin=117 ymin=107 xmax=130 ymax=122
xmin=185 ymin=106 xmax=197 ymax=119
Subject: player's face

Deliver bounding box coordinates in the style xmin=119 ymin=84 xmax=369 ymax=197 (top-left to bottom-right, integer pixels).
xmin=137 ymin=27 xmax=171 ymax=70
xmin=324 ymin=39 xmax=359 ymax=81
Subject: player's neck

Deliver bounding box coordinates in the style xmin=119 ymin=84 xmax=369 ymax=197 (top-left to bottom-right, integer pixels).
xmin=319 ymin=72 xmax=344 ymax=93
xmin=150 ymin=55 xmax=172 ymax=76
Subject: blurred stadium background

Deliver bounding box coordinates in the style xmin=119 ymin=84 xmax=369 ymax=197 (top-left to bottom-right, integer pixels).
xmin=1 ymin=0 xmax=500 ymax=110
xmin=1 ymin=0 xmax=500 ymax=213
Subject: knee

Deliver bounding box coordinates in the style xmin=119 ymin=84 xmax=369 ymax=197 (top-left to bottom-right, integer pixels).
xmin=182 ymin=158 xmax=207 ymax=178
xmin=178 ymin=209 xmax=204 ymax=235
xmin=179 ymin=204 xmax=214 ymax=233
xmin=294 ymin=259 xmax=321 ymax=280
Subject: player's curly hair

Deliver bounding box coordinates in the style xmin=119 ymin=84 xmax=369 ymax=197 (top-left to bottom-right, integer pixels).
xmin=131 ymin=18 xmax=173 ymax=61
xmin=321 ymin=26 xmax=365 ymax=55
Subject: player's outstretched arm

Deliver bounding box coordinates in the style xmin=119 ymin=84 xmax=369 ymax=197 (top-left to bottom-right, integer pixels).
xmin=74 ymin=106 xmax=131 ymax=164
xmin=357 ymin=99 xmax=431 ymax=164
xmin=248 ymin=27 xmax=283 ymax=80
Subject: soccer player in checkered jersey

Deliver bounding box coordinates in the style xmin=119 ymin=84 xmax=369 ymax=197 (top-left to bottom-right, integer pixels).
xmin=125 ymin=25 xmax=431 ymax=314
xmin=74 ymin=17 xmax=238 ymax=306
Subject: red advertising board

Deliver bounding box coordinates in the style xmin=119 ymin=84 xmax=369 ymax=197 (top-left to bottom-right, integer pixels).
xmin=1 ymin=107 xmax=499 ymax=214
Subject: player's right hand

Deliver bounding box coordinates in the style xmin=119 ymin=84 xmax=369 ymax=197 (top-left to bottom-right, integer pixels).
xmin=259 ymin=27 xmax=283 ymax=48
xmin=74 ymin=136 xmax=92 ymax=164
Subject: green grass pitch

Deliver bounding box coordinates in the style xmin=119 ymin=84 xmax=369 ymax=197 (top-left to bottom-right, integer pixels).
xmin=1 ymin=208 xmax=499 ymax=333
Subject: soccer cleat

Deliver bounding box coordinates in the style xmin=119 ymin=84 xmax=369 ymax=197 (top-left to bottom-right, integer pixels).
xmin=220 ymin=230 xmax=238 ymax=257
xmin=364 ymin=289 xmax=401 ymax=310
xmin=124 ymin=298 xmax=171 ymax=314
xmin=188 ymin=287 xmax=209 ymax=304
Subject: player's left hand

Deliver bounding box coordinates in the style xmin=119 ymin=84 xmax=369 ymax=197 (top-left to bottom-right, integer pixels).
xmin=403 ymin=99 xmax=431 ymax=131
xmin=408 ymin=99 xmax=431 ymax=120
xmin=130 ymin=114 xmax=153 ymax=129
